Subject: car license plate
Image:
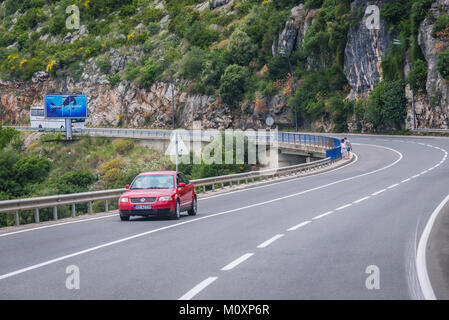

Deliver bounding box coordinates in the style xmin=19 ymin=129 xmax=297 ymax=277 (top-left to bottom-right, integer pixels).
xmin=135 ymin=205 xmax=152 ymax=210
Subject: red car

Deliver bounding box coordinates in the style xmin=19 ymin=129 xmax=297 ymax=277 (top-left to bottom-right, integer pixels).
xmin=118 ymin=171 xmax=197 ymax=221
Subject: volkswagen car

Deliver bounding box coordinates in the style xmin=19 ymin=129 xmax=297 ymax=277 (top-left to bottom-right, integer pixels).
xmin=118 ymin=171 xmax=197 ymax=221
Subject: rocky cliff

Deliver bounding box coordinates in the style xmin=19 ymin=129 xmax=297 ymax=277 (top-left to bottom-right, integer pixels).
xmin=408 ymin=0 xmax=449 ymax=129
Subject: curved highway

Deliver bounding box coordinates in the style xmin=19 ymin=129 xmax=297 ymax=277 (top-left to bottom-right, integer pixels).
xmin=1 ymin=134 xmax=449 ymax=299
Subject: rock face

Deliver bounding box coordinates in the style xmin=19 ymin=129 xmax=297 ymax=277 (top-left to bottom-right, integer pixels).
xmin=344 ymin=0 xmax=392 ymax=99
xmin=273 ymin=5 xmax=306 ymax=57
xmin=408 ymin=0 xmax=449 ymax=129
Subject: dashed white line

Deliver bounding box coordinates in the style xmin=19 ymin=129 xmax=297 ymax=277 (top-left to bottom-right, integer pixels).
xmin=312 ymin=211 xmax=334 ymax=220
xmin=257 ymin=234 xmax=284 ymax=248
xmin=178 ymin=277 xmax=218 ymax=300
xmin=335 ymin=204 xmax=352 ymax=211
xmin=353 ymin=196 xmax=370 ymax=204
xmin=401 ymin=178 xmax=411 ymax=183
xmin=287 ymin=221 xmax=311 ymax=231
xmin=221 ymin=253 xmax=254 ymax=271
xmin=387 ymin=183 xmax=399 ymax=189
xmin=372 ymin=189 xmax=386 ymax=196
xmin=412 ymin=174 xmax=420 ymax=178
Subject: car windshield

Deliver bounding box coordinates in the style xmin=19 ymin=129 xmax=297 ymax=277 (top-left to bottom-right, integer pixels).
xmin=130 ymin=175 xmax=174 ymax=190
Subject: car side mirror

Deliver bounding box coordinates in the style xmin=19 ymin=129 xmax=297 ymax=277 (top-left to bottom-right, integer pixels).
xmin=125 ymin=184 xmax=130 ymax=189
xmin=178 ymin=183 xmax=186 ymax=188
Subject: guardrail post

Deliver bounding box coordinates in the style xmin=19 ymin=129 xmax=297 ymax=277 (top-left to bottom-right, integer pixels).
xmin=89 ymin=201 xmax=93 ymax=214
xmin=72 ymin=204 xmax=76 ymax=217
xmin=203 ymin=186 xmax=206 ymax=193
xmin=105 ymin=200 xmax=109 ymax=212
xmin=53 ymin=206 xmax=58 ymax=221
xmin=15 ymin=211 xmax=20 ymax=226
xmin=34 ymin=208 xmax=39 ymax=223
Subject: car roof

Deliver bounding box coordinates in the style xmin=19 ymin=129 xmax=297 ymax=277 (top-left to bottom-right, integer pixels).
xmin=138 ymin=171 xmax=178 ymax=176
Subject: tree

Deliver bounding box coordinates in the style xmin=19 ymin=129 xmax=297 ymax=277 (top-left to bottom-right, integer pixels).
xmin=406 ymin=59 xmax=427 ymax=94
xmin=13 ymin=155 xmax=51 ymax=185
xmin=437 ymin=50 xmax=449 ymax=80
xmin=182 ymin=47 xmax=205 ymax=81
xmin=228 ymin=29 xmax=258 ymax=66
xmin=219 ymin=65 xmax=247 ymax=107
xmin=366 ymin=80 xmax=408 ymax=131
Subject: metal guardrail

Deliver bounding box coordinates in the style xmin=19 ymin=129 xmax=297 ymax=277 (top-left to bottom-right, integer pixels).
xmin=1 ymin=128 xmax=342 ymax=227
xmin=413 ymin=128 xmax=449 ymax=134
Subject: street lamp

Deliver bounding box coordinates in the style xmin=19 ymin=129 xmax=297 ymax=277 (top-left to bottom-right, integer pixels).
xmin=160 ymin=56 xmax=178 ymax=171
xmin=279 ymin=43 xmax=298 ymax=132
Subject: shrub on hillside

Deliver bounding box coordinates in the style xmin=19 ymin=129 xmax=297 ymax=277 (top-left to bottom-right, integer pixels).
xmin=219 ymin=64 xmax=248 ymax=107
xmin=113 ymin=139 xmax=134 ymax=154
xmin=437 ymin=49 xmax=449 ymax=80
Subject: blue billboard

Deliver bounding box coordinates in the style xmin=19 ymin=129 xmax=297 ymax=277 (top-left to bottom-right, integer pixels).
xmin=44 ymin=95 xmax=87 ymax=118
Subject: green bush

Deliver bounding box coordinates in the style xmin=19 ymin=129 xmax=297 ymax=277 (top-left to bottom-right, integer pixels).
xmin=433 ymin=15 xmax=449 ymax=38
xmin=138 ymin=60 xmax=163 ymax=89
xmin=219 ymin=64 xmax=248 ymax=107
xmin=182 ymin=47 xmax=205 ymax=81
xmin=13 ymin=155 xmax=51 ymax=185
xmin=108 ymin=74 xmax=121 ymax=88
xmin=437 ymin=49 xmax=449 ymax=80
xmin=406 ymin=59 xmax=427 ymax=93
xmin=51 ymin=171 xmax=95 ymax=194
xmin=113 ymin=139 xmax=134 ymax=154
xmin=228 ymin=29 xmax=257 ymax=66
xmin=184 ymin=21 xmax=219 ymax=49
xmin=0 ymin=126 xmax=20 ymax=149
xmin=366 ymin=80 xmax=408 ymax=131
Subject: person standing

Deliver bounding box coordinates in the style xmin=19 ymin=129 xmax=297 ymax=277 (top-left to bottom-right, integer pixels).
xmin=341 ymin=138 xmax=347 ymax=159
xmin=344 ymin=137 xmax=351 ymax=159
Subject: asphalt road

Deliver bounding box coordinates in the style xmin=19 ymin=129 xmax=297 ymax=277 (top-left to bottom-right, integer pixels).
xmin=1 ymin=134 xmax=449 ymax=299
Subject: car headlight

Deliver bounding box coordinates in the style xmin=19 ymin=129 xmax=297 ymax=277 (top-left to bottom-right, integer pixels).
xmin=120 ymin=197 xmax=129 ymax=203
xmin=159 ymin=196 xmax=173 ymax=202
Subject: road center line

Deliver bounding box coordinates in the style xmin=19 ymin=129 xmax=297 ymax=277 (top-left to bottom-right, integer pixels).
xmin=221 ymin=253 xmax=254 ymax=271
xmin=178 ymin=277 xmax=218 ymax=300
xmin=335 ymin=204 xmax=352 ymax=211
xmin=353 ymin=196 xmax=370 ymax=204
xmin=401 ymin=178 xmax=411 ymax=183
xmin=387 ymin=183 xmax=399 ymax=189
xmin=287 ymin=221 xmax=311 ymax=231
xmin=372 ymin=189 xmax=386 ymax=196
xmin=312 ymin=211 xmax=334 ymax=220
xmin=257 ymin=234 xmax=284 ymax=248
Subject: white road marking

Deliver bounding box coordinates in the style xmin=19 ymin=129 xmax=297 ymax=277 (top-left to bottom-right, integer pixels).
xmin=387 ymin=183 xmax=399 ymax=189
xmin=412 ymin=174 xmax=420 ymax=178
xmin=401 ymin=178 xmax=411 ymax=183
xmin=0 ymin=214 xmax=119 ymax=238
xmin=353 ymin=196 xmax=370 ymax=204
xmin=335 ymin=204 xmax=352 ymax=211
xmin=221 ymin=253 xmax=254 ymax=271
xmin=178 ymin=277 xmax=218 ymax=300
xmin=416 ymin=194 xmax=449 ymax=300
xmin=372 ymin=189 xmax=386 ymax=196
xmin=287 ymin=221 xmax=311 ymax=231
xmin=257 ymin=234 xmax=284 ymax=248
xmin=312 ymin=211 xmax=334 ymax=220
